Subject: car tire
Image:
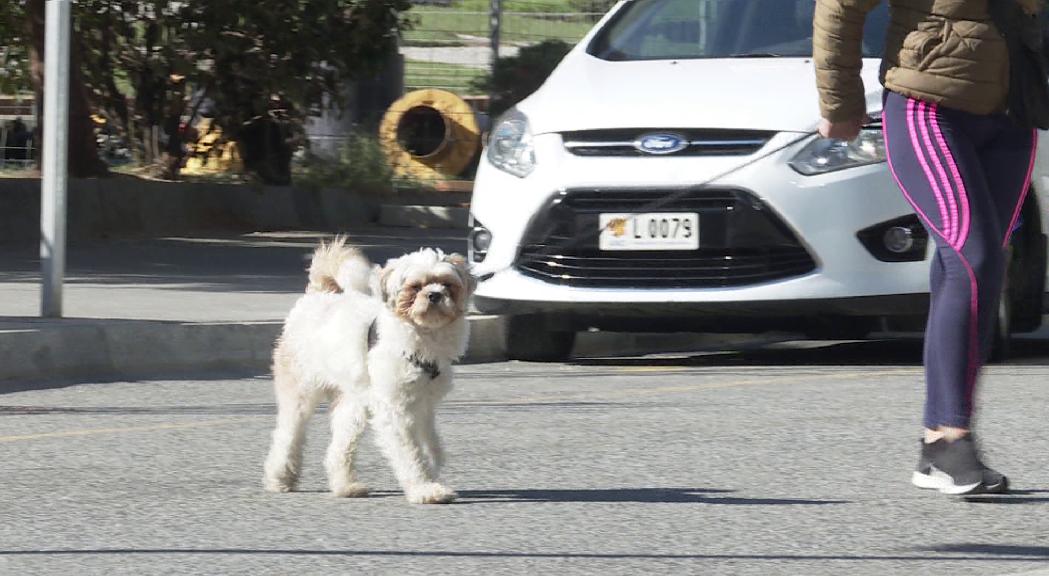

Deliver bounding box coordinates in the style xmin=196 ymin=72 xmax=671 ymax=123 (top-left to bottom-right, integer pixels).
xmin=506 ymin=315 xmax=576 ymax=362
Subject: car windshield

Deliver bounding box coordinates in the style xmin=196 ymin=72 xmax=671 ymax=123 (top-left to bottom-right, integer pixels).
xmin=588 ymin=0 xmax=889 ymax=60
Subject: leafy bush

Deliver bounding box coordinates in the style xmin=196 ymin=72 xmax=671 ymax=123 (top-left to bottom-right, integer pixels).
xmin=295 ymin=131 xmax=394 ymax=193
xmin=471 ymin=39 xmax=573 ymax=117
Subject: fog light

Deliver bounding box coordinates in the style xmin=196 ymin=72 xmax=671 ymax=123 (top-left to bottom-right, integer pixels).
xmin=856 ymin=215 xmax=928 ymax=262
xmin=469 ymin=219 xmax=492 ymax=263
xmin=473 ymin=229 xmax=492 ymax=252
xmin=883 ymin=226 xmax=914 ymax=254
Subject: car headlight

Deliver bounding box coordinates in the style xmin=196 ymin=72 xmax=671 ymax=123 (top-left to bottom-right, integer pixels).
xmin=487 ymin=108 xmax=536 ymax=178
xmin=789 ymin=128 xmax=886 ymax=175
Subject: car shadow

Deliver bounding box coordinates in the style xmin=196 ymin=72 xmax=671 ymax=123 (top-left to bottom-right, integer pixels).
xmin=570 ymin=337 xmax=1049 ymax=368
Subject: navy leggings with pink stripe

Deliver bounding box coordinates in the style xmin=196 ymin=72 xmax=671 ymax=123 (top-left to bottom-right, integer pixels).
xmin=882 ymin=90 xmax=1037 ymax=429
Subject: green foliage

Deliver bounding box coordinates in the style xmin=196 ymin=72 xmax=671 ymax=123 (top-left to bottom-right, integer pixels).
xmin=471 ymin=39 xmax=572 ymax=116
xmin=295 ymin=131 xmax=394 ymax=193
xmin=71 ymin=0 xmax=413 ymax=182
xmin=0 ymin=0 xmax=31 ymax=94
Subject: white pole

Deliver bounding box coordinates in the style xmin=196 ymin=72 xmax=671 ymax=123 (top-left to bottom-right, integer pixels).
xmin=41 ymin=0 xmax=72 ymax=318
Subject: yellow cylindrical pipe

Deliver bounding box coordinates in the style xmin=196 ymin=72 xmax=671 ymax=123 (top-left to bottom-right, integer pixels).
xmin=379 ymin=89 xmax=481 ymax=180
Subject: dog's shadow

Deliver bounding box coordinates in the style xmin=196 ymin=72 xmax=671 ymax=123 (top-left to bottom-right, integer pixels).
xmin=452 ymin=487 xmax=847 ymax=506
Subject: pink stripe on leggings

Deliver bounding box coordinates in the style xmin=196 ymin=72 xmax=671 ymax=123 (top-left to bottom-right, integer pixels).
xmin=907 ymin=99 xmax=952 ymax=240
xmin=930 ymin=104 xmax=971 ymax=249
xmin=959 ymin=254 xmax=981 ymax=411
xmin=927 ymin=104 xmax=960 ymax=248
xmin=923 ymin=103 xmax=981 ymax=414
xmin=883 ymin=103 xmax=950 ymax=244
xmin=918 ymin=102 xmax=959 ymax=245
xmin=1003 ymin=129 xmax=1039 ymax=248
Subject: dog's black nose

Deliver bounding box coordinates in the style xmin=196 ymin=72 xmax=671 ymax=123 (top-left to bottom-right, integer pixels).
xmin=427 ymin=292 xmax=442 ymax=304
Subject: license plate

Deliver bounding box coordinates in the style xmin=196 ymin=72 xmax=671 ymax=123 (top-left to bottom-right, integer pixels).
xmin=599 ymin=213 xmax=699 ymax=251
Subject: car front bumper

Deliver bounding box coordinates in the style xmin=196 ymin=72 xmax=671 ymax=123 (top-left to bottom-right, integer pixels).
xmin=470 ymin=132 xmax=931 ymax=316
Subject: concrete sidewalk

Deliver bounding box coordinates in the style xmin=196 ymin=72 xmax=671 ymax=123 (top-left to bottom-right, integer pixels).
xmin=0 ymin=229 xmax=752 ymax=386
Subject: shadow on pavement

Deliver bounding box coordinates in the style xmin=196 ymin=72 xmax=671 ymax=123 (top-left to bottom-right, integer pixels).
xmin=573 ymin=338 xmax=1049 ymax=368
xmin=962 ymin=489 xmax=1049 ymax=505
xmin=454 ymin=487 xmax=849 ymax=506
xmin=919 ymin=543 xmax=1049 ymax=557
xmin=2 ymin=548 xmax=1048 ymax=563
xmin=0 ymin=368 xmax=271 ymax=394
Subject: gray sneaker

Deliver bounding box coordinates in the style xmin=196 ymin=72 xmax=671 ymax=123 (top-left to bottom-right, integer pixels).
xmin=911 ymin=437 xmax=1009 ymax=495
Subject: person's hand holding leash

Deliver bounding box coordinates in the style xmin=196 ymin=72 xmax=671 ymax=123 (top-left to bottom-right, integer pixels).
xmin=818 ymin=116 xmax=866 ymax=140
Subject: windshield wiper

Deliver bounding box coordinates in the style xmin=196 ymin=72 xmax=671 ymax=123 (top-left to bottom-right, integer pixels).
xmin=728 ymin=52 xmax=784 ymax=58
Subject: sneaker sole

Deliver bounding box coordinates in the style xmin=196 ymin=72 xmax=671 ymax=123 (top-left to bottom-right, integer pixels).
xmin=911 ymin=470 xmax=983 ymax=495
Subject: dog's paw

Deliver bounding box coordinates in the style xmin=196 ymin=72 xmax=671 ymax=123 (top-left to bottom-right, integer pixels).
xmin=406 ymin=483 xmax=458 ymax=504
xmin=331 ymin=481 xmax=370 ymax=498
xmin=263 ymin=475 xmax=297 ymax=493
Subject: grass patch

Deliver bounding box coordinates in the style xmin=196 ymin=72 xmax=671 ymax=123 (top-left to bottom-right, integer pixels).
xmin=403 ymin=6 xmax=599 ymax=46
xmin=404 ymin=59 xmax=488 ymax=93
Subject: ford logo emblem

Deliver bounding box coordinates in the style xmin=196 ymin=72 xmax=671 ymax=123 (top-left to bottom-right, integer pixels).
xmin=634 ymin=132 xmax=689 ymax=155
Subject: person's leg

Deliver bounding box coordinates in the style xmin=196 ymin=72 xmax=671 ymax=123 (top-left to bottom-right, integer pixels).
xmin=976 ymin=122 xmax=1039 ymax=362
xmin=883 ymin=93 xmax=994 ymax=434
xmin=928 ymin=117 xmax=1036 ymax=434
xmin=884 ymin=93 xmax=1024 ymax=493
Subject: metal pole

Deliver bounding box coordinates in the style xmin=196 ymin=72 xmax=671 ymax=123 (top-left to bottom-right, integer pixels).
xmin=490 ymin=0 xmax=501 ymax=66
xmin=41 ymin=0 xmax=72 ymax=318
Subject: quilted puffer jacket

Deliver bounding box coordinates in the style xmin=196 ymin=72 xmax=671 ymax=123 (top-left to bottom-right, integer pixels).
xmin=814 ymin=0 xmax=1043 ymax=122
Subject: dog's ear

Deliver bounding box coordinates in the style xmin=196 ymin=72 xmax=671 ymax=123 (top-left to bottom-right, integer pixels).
xmin=444 ymin=253 xmax=477 ymax=296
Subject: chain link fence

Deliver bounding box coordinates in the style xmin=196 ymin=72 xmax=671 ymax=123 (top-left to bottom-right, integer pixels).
xmin=402 ymin=0 xmax=610 ymax=94
xmin=380 ymin=0 xmax=611 ymax=185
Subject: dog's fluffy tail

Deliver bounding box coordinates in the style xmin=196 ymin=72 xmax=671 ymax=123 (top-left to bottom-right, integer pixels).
xmin=307 ymin=236 xmax=374 ymax=295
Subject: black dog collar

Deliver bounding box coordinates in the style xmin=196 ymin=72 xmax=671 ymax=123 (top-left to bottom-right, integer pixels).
xmin=367 ymin=320 xmax=441 ymax=380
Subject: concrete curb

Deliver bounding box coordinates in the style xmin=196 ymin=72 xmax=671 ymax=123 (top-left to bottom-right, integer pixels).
xmin=379 ymin=205 xmax=469 ymax=229
xmin=0 ymin=319 xmax=281 ymax=385
xmin=0 ymin=315 xmax=752 ymax=387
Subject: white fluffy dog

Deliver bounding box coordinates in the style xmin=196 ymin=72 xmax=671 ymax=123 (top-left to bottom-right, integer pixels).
xmin=263 ymin=237 xmax=474 ymax=504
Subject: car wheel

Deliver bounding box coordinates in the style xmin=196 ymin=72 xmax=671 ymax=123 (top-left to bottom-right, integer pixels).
xmin=506 ymin=315 xmax=576 ymax=362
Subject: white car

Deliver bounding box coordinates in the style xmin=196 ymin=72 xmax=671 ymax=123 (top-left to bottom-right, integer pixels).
xmin=468 ymin=0 xmax=1049 ymax=360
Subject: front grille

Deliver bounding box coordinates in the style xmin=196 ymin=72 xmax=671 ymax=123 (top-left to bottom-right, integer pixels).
xmin=516 ymin=188 xmax=816 ymax=288
xmin=562 ymin=129 xmax=774 ymax=157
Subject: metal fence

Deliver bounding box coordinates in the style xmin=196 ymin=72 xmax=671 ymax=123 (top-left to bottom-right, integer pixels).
xmin=402 ymin=0 xmax=608 ymax=94
xmin=386 ymin=1 xmax=610 ymax=184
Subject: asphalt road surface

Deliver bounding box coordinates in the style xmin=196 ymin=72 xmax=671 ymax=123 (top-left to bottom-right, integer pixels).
xmin=2 ymin=339 xmax=1048 ymax=575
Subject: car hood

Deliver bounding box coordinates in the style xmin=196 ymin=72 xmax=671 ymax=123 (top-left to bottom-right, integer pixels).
xmin=520 ymin=54 xmax=884 ymax=135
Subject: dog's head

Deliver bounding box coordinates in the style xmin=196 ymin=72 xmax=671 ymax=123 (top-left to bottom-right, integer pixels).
xmin=379 ymin=249 xmax=475 ymax=329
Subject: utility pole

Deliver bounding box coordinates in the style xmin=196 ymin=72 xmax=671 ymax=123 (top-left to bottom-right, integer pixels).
xmin=41 ymin=0 xmax=72 ymax=318
xmin=490 ymin=0 xmax=501 ymax=66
